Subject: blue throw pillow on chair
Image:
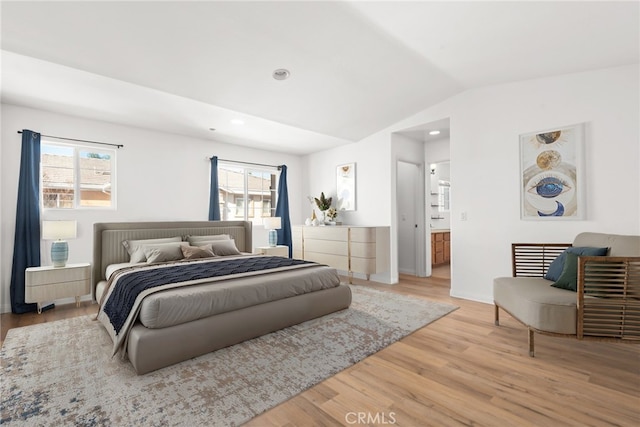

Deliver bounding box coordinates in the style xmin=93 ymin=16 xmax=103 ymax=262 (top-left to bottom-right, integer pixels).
xmin=544 ymin=246 xmax=609 ymax=282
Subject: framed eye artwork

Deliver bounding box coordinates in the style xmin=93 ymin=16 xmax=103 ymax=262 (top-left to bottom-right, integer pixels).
xmin=520 ymin=123 xmax=585 ymax=220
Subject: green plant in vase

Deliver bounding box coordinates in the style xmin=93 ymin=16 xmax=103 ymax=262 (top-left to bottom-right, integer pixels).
xmin=314 ymin=192 xmax=332 ymax=223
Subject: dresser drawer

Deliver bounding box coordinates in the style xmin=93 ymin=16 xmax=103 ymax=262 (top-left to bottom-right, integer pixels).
xmin=350 ymin=242 xmax=376 ymax=258
xmin=304 ymin=252 xmax=349 ymax=271
xmin=303 ymin=226 xmax=348 ymax=241
xmin=305 ymin=239 xmax=348 ymax=256
xmin=350 ymin=227 xmax=376 ymax=242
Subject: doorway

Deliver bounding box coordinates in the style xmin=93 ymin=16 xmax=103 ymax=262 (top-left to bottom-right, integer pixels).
xmin=393 ymin=117 xmax=450 ymax=282
xmin=429 ymin=161 xmax=451 ymax=280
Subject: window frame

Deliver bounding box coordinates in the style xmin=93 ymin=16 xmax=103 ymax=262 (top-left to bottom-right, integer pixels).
xmin=40 ymin=141 xmax=117 ymax=210
xmin=217 ymin=161 xmax=279 ymax=224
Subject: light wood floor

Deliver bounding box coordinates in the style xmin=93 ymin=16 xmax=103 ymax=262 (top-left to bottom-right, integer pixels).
xmin=2 ymin=274 xmax=638 ymax=426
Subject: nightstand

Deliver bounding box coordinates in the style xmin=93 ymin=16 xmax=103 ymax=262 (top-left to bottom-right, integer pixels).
xmin=255 ymin=245 xmax=289 ymax=258
xmin=25 ymin=263 xmax=91 ymax=313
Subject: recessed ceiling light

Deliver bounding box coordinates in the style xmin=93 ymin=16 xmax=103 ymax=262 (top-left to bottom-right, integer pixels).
xmin=231 ymin=119 xmax=245 ymax=125
xmin=273 ymin=69 xmax=290 ymax=80
xmin=429 ymin=130 xmax=441 ymax=135
xmin=209 ymin=128 xmax=216 ymax=132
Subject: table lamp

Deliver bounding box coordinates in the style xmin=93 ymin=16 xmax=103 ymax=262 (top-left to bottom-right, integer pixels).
xmin=42 ymin=220 xmax=77 ymax=267
xmin=263 ymin=217 xmax=281 ymax=247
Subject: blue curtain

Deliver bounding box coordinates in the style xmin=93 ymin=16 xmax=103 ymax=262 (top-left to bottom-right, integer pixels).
xmin=10 ymin=130 xmax=41 ymax=314
xmin=275 ymin=165 xmax=292 ymax=257
xmin=208 ymin=156 xmax=221 ymax=220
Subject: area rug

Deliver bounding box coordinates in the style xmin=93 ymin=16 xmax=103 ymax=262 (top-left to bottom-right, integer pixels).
xmin=1 ymin=285 xmax=457 ymax=426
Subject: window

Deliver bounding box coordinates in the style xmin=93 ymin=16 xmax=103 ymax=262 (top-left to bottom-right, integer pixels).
xmin=217 ymin=163 xmax=278 ymax=226
xmin=41 ymin=142 xmax=115 ymax=209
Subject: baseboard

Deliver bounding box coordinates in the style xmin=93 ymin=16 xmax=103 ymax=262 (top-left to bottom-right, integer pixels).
xmin=1 ymin=302 xmax=12 ymax=314
xmin=449 ymin=288 xmax=493 ymax=305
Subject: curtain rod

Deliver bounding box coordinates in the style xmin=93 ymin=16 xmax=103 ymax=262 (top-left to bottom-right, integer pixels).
xmin=209 ymin=157 xmax=281 ymax=170
xmin=17 ymin=131 xmax=124 ymax=149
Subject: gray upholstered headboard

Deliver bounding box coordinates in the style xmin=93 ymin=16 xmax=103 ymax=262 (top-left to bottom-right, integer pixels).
xmin=92 ymin=220 xmax=252 ymax=298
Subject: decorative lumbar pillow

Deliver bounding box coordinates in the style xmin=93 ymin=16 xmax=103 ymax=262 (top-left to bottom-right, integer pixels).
xmin=207 ymin=239 xmax=241 ymax=256
xmin=143 ymin=243 xmax=188 ymax=263
xmin=181 ymin=244 xmax=215 ymax=260
xmin=186 ymin=234 xmax=230 ymax=244
xmin=544 ymin=246 xmax=609 ymax=281
xmin=123 ymin=237 xmax=182 ymax=262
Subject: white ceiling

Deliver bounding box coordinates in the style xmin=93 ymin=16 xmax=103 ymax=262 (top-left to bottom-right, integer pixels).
xmin=1 ymin=1 xmax=638 ymax=155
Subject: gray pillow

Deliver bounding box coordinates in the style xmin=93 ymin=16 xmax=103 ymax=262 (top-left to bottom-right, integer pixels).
xmin=181 ymin=244 xmax=216 ymax=260
xmin=143 ymin=243 xmax=188 ymax=263
xmin=186 ymin=234 xmax=230 ymax=244
xmin=123 ymin=236 xmax=182 ymax=262
xmin=207 ymin=239 xmax=241 ymax=256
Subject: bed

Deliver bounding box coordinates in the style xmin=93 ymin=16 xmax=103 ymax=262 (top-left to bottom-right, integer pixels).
xmin=92 ymin=220 xmax=352 ymax=374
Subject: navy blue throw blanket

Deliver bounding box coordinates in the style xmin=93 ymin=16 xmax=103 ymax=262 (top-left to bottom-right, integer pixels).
xmin=104 ymin=256 xmax=314 ymax=335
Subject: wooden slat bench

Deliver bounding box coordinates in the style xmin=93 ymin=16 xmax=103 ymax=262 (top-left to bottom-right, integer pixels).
xmin=493 ymin=232 xmax=640 ymax=356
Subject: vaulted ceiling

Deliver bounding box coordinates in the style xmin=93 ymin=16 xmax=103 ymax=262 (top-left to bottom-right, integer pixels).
xmin=1 ymin=1 xmax=638 ymax=154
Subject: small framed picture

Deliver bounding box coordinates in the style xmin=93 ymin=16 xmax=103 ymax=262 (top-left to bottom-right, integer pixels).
xmin=336 ymin=163 xmax=356 ymax=211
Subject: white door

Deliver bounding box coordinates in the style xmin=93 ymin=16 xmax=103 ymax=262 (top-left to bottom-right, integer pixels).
xmin=397 ymin=161 xmax=420 ymax=275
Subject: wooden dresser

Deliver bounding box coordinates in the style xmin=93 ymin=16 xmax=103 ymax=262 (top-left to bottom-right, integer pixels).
xmin=431 ymin=230 xmax=450 ymax=266
xmin=293 ymin=225 xmax=390 ymax=283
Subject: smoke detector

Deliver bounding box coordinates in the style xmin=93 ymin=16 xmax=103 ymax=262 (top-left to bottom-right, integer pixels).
xmin=272 ymin=69 xmax=290 ymax=80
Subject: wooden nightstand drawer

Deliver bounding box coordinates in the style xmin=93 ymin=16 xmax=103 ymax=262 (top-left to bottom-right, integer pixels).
xmin=26 ymin=279 xmax=89 ymax=302
xmin=26 ymin=263 xmax=90 ymax=286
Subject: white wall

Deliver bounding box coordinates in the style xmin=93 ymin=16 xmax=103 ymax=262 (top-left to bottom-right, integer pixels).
xmin=446 ymin=65 xmax=639 ymax=302
xmin=300 ymin=128 xmax=394 ymax=282
xmin=305 ymin=64 xmax=640 ymax=302
xmin=425 ymin=137 xmax=450 ymax=165
xmin=3 ymin=64 xmax=637 ymax=311
xmin=0 ymin=104 xmax=304 ymax=312
xmin=301 ymin=135 xmax=391 ymax=228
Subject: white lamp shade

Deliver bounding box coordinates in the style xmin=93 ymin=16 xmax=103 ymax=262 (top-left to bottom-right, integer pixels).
xmin=263 ymin=217 xmax=281 ymax=230
xmin=42 ymin=220 xmax=77 ymax=240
